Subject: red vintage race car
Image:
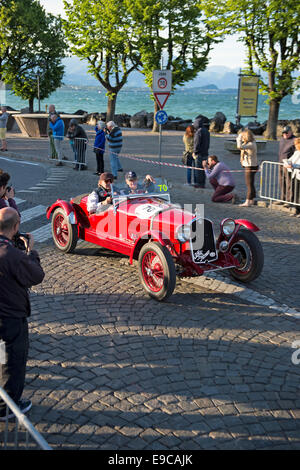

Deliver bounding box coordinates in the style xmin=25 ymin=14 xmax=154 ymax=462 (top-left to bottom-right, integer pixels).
xmin=46 ymin=179 xmax=264 ymax=301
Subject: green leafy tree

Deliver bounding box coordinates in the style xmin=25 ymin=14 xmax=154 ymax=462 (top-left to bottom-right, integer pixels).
xmin=63 ymin=0 xmax=141 ymax=121
xmin=125 ymin=0 xmax=217 ymax=130
xmin=202 ymin=0 xmax=300 ymax=139
xmin=0 ymin=0 xmax=67 ymax=112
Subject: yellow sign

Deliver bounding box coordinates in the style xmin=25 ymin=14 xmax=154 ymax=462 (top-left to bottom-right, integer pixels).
xmin=237 ymin=75 xmax=259 ymax=117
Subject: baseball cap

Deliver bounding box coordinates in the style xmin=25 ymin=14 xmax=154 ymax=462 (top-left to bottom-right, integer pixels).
xmin=125 ymin=171 xmax=137 ymax=181
xmin=282 ymin=125 xmax=292 ymax=134
xmin=99 ymin=172 xmax=114 ymax=182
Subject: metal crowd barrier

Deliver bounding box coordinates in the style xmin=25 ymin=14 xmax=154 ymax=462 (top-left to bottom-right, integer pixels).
xmin=0 ymin=387 xmax=52 ymax=450
xmin=260 ymin=161 xmax=300 ymax=207
xmin=49 ymin=136 xmax=88 ymax=170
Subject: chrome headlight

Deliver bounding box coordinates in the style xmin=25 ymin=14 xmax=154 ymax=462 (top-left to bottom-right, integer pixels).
xmin=176 ymin=224 xmax=192 ymax=243
xmin=221 ymin=218 xmax=236 ymax=237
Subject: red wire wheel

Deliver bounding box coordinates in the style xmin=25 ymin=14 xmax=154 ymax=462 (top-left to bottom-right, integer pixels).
xmin=51 ymin=208 xmax=78 ymax=253
xmin=138 ymin=242 xmax=176 ymax=301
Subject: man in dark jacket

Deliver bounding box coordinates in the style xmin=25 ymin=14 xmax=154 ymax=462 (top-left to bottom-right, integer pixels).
xmin=0 ymin=207 xmax=45 ymax=420
xmin=278 ymin=126 xmax=295 ymax=202
xmin=193 ymin=117 xmax=210 ymax=188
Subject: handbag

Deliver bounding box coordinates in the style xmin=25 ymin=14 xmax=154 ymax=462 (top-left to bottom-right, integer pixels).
xmin=182 ymin=151 xmax=192 ymax=165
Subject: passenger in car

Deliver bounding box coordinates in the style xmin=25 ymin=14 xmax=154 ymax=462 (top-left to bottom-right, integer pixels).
xmin=87 ymin=172 xmax=114 ymax=213
xmin=123 ymin=171 xmax=155 ymax=194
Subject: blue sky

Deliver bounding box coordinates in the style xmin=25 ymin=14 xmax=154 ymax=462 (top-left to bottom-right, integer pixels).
xmin=40 ymin=0 xmax=246 ymax=68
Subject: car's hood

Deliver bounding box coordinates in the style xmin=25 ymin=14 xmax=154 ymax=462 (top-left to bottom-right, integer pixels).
xmin=119 ymin=197 xmax=194 ymax=226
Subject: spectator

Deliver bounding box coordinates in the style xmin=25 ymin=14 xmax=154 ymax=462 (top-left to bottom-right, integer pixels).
xmin=0 ymin=207 xmax=45 ymax=420
xmin=67 ymin=119 xmax=88 ymax=171
xmin=193 ymin=117 xmax=210 ymax=188
xmin=93 ymin=121 xmax=106 ymax=175
xmin=0 ymin=171 xmax=20 ymax=215
xmin=0 ymin=106 xmax=9 ymax=152
xmin=49 ymin=113 xmax=65 ymax=166
xmin=47 ymin=104 xmax=58 ymax=160
xmin=182 ymin=125 xmax=195 ymax=186
xmin=203 ymin=155 xmax=236 ymax=203
xmin=278 ymin=125 xmax=295 ymax=204
xmin=283 ymin=137 xmax=300 ymax=216
xmin=106 ymin=121 xmax=123 ymax=179
xmin=236 ymin=128 xmax=258 ymax=206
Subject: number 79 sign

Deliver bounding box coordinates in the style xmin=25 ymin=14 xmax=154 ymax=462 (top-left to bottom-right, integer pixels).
xmin=152 ymin=70 xmax=172 ymax=109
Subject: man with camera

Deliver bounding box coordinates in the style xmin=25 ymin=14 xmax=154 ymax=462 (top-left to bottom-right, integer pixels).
xmin=0 ymin=207 xmax=45 ymax=420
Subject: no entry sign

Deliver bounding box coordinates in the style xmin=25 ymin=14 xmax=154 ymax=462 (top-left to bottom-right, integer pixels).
xmin=152 ymin=70 xmax=172 ymax=109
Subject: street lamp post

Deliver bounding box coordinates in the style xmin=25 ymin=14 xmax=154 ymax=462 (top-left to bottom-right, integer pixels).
xmin=37 ymin=71 xmax=41 ymax=112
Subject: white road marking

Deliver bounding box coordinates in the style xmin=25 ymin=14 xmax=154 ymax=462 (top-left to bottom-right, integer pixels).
xmin=184 ymin=273 xmax=300 ymax=319
xmin=20 ymin=205 xmax=47 ymax=223
xmin=0 ymin=156 xmax=40 ymax=166
xmin=31 ymin=224 xmax=51 ymax=242
xmin=14 ymin=197 xmax=26 ymax=205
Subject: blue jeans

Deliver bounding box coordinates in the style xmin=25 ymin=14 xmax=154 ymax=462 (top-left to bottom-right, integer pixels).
xmin=186 ymin=153 xmax=195 ymax=184
xmin=109 ymin=149 xmax=122 ymax=177
xmin=194 ymin=155 xmax=207 ymax=187
xmin=70 ymin=140 xmax=78 ymax=162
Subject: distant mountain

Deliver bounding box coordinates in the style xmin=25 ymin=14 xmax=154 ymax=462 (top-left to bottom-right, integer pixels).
xmin=62 ymin=56 xmax=241 ymax=90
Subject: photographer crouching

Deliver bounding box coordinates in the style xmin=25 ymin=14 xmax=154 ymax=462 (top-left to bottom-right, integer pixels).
xmin=0 ymin=207 xmax=45 ymax=420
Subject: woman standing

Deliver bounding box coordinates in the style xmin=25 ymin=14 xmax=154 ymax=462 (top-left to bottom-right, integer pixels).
xmin=93 ymin=121 xmax=106 ymax=175
xmin=182 ymin=125 xmax=195 ymax=186
xmin=236 ymin=128 xmax=258 ymax=206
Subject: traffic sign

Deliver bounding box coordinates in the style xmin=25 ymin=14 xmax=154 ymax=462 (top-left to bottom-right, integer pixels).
xmin=155 ymin=110 xmax=168 ymax=125
xmin=152 ymin=70 xmax=172 ymax=93
xmin=153 ymin=92 xmax=170 ymax=110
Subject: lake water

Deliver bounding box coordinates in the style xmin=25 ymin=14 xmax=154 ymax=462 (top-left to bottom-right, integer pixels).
xmin=4 ymin=86 xmax=299 ymax=125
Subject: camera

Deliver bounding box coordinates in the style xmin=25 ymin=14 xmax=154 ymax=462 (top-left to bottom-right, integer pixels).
xmin=13 ymin=232 xmax=30 ymax=251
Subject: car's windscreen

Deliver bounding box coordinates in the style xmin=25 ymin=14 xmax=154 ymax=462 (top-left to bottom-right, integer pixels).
xmin=112 ymin=177 xmax=169 ymax=199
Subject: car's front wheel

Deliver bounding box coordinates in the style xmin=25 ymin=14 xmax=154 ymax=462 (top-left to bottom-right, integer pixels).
xmin=229 ymin=229 xmax=264 ymax=283
xmin=51 ymin=208 xmax=78 ymax=253
xmin=138 ymin=242 xmax=176 ymax=301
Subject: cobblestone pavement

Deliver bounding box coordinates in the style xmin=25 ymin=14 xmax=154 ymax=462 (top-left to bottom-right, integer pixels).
xmin=0 ymin=129 xmax=300 ymax=450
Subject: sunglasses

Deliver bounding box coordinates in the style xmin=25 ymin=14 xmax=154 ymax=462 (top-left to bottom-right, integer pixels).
xmin=104 ymin=179 xmax=112 ymax=183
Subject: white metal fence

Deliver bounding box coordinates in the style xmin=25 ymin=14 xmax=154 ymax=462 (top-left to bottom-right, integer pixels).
xmin=0 ymin=387 xmax=52 ymax=450
xmin=260 ymin=161 xmax=300 ymax=207
xmin=49 ymin=136 xmax=88 ymax=170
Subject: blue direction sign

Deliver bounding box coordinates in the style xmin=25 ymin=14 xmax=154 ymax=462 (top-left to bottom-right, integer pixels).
xmin=155 ymin=110 xmax=168 ymax=125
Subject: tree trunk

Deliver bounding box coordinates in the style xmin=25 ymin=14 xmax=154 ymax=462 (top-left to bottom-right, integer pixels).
xmin=28 ymin=97 xmax=34 ymax=113
xmin=106 ymin=94 xmax=117 ymax=122
xmin=265 ymin=99 xmax=281 ymax=140
xmin=152 ymin=99 xmax=159 ymax=132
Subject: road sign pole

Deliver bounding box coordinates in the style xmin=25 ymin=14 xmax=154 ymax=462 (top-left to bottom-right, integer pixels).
xmin=159 ymin=124 xmax=162 ymax=177
xmin=153 ymin=70 xmax=172 ymax=180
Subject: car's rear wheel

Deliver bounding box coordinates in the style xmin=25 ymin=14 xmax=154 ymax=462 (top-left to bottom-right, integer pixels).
xmin=51 ymin=208 xmax=78 ymax=253
xmin=229 ymin=229 xmax=264 ymax=283
xmin=138 ymin=242 xmax=176 ymax=301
